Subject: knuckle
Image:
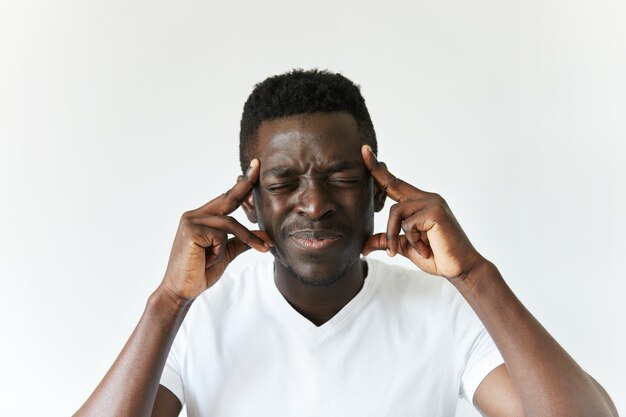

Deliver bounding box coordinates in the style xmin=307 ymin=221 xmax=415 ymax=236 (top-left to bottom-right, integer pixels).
xmin=223 ymin=216 xmax=242 ymax=233
xmin=430 ymin=201 xmax=447 ymax=217
xmin=220 ymin=192 xmax=241 ymax=214
xmin=180 ymin=211 xmax=194 ymax=226
xmin=431 ymin=193 xmax=446 ymax=205
xmin=179 ymin=223 xmax=197 ymax=240
xmin=203 ymin=230 xmax=224 ymax=244
xmin=220 ymin=189 xmax=232 ymax=201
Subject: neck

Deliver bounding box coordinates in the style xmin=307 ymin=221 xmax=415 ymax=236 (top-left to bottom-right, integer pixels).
xmin=273 ymin=259 xmax=368 ymax=327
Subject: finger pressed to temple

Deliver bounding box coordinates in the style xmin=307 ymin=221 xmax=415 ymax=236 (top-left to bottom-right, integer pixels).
xmin=360 ymin=145 xmax=427 ymax=203
xmin=195 ymin=158 xmax=260 ymax=215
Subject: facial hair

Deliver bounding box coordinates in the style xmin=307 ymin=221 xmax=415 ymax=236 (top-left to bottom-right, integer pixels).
xmin=274 ymin=248 xmax=360 ymax=288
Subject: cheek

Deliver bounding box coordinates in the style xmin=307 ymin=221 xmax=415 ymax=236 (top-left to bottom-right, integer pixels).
xmin=354 ymin=183 xmax=376 ymax=232
xmin=354 ymin=181 xmax=375 ymax=211
xmin=255 ymin=195 xmax=286 ymax=231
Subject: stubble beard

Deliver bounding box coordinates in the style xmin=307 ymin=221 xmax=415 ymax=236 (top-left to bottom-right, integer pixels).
xmin=280 ymin=252 xmax=360 ymax=288
xmin=256 ymin=198 xmax=371 ymax=288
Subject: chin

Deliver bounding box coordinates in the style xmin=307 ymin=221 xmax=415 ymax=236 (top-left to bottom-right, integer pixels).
xmin=275 ymin=250 xmax=361 ymax=288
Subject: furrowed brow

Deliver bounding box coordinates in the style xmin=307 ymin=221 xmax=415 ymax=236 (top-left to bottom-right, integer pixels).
xmin=261 ymin=161 xmax=362 ymax=179
xmin=262 ymin=167 xmax=300 ymax=178
xmin=323 ymin=160 xmax=362 ymax=173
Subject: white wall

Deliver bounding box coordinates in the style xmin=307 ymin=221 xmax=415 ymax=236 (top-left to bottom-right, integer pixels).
xmin=1 ymin=0 xmax=624 ymax=416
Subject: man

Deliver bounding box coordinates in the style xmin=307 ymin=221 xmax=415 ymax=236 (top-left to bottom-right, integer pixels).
xmin=75 ymin=70 xmax=618 ymax=417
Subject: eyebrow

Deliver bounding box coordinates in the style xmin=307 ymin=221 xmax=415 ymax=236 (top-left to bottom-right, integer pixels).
xmin=262 ymin=160 xmax=362 ymax=178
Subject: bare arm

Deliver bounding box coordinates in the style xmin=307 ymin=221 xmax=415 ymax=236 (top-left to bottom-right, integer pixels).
xmin=74 ymin=289 xmax=189 ymax=417
xmin=152 ymin=386 xmax=184 ymax=417
xmin=463 ymin=261 xmax=619 ymax=417
xmin=74 ymin=159 xmax=271 ymax=417
xmin=360 ymin=145 xmax=618 ymax=417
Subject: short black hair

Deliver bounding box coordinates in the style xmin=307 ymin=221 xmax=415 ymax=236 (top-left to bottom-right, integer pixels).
xmin=239 ymin=69 xmax=377 ymax=172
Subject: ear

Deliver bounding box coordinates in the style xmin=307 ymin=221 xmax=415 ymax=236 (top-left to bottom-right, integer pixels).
xmin=373 ymin=181 xmax=387 ymax=212
xmin=241 ymin=190 xmax=258 ymax=223
xmin=373 ymin=161 xmax=388 ymax=212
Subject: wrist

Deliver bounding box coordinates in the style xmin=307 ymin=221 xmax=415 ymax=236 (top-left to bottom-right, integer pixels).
xmin=450 ymin=257 xmax=500 ymax=296
xmin=149 ymin=284 xmax=194 ymax=318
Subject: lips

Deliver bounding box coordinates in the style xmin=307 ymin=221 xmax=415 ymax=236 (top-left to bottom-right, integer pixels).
xmin=289 ymin=230 xmax=342 ymax=250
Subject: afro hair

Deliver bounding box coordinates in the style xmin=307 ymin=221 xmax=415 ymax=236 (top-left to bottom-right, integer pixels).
xmin=239 ymin=69 xmax=377 ymax=172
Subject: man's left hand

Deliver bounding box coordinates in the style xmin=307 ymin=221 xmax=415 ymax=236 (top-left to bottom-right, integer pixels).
xmin=361 ymin=145 xmax=486 ymax=282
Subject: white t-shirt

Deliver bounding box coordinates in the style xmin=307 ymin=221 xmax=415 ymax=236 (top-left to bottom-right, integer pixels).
xmin=160 ymin=257 xmax=504 ymax=417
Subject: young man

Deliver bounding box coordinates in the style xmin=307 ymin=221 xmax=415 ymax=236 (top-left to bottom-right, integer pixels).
xmin=75 ymin=70 xmax=618 ymax=417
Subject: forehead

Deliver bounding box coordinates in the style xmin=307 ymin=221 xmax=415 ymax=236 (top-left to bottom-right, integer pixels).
xmin=254 ymin=112 xmax=363 ymax=172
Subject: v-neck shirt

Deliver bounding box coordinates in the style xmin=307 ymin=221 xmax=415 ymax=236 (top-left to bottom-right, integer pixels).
xmin=161 ymin=257 xmax=504 ymax=417
xmin=266 ymin=260 xmax=378 ymax=343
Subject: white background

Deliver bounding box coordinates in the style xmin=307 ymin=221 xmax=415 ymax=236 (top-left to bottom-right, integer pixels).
xmin=1 ymin=0 xmax=625 ymax=416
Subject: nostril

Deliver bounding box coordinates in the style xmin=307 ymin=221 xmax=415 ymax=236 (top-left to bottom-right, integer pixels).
xmin=295 ymin=186 xmax=335 ymax=220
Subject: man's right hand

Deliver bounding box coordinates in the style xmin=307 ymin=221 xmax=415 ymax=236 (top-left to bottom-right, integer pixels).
xmin=159 ymin=158 xmax=271 ymax=303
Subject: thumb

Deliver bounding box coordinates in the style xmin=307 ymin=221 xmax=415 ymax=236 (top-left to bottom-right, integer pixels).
xmin=250 ymin=230 xmax=273 ymax=248
xmin=361 ymin=233 xmax=388 ymax=256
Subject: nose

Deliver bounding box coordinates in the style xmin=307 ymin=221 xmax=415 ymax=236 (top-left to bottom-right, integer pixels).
xmin=295 ymin=179 xmax=336 ymax=220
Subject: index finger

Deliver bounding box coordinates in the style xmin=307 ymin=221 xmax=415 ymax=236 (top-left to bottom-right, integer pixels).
xmin=197 ymin=158 xmax=260 ymax=215
xmin=361 ymin=145 xmax=426 ymax=202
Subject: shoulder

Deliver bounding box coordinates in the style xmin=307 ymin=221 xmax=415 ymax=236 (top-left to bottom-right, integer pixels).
xmin=364 ymin=257 xmax=463 ymax=329
xmin=366 ymin=257 xmax=456 ymax=304
xmin=185 ymin=259 xmax=274 ymax=323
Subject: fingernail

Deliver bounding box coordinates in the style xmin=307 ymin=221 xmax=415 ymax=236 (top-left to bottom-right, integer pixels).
xmin=386 ymin=249 xmax=392 ymax=257
xmin=246 ymin=159 xmax=255 ymax=175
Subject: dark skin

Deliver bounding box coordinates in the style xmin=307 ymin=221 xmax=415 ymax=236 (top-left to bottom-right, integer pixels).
xmin=74 ymin=112 xmax=618 ymax=417
xmin=240 ymin=113 xmax=385 ymax=325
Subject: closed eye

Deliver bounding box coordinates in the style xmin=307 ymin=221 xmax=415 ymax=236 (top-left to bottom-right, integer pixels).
xmin=329 ymin=178 xmax=361 ymax=187
xmin=265 ymin=182 xmax=298 ymax=193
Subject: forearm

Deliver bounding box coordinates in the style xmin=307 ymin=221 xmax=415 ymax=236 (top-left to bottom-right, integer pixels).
xmin=455 ymin=260 xmax=618 ymax=417
xmin=74 ymin=287 xmax=191 ymax=417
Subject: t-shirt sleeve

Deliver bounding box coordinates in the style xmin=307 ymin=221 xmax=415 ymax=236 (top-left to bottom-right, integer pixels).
xmin=159 ymin=320 xmax=188 ymax=405
xmin=447 ymin=285 xmax=505 ymax=404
